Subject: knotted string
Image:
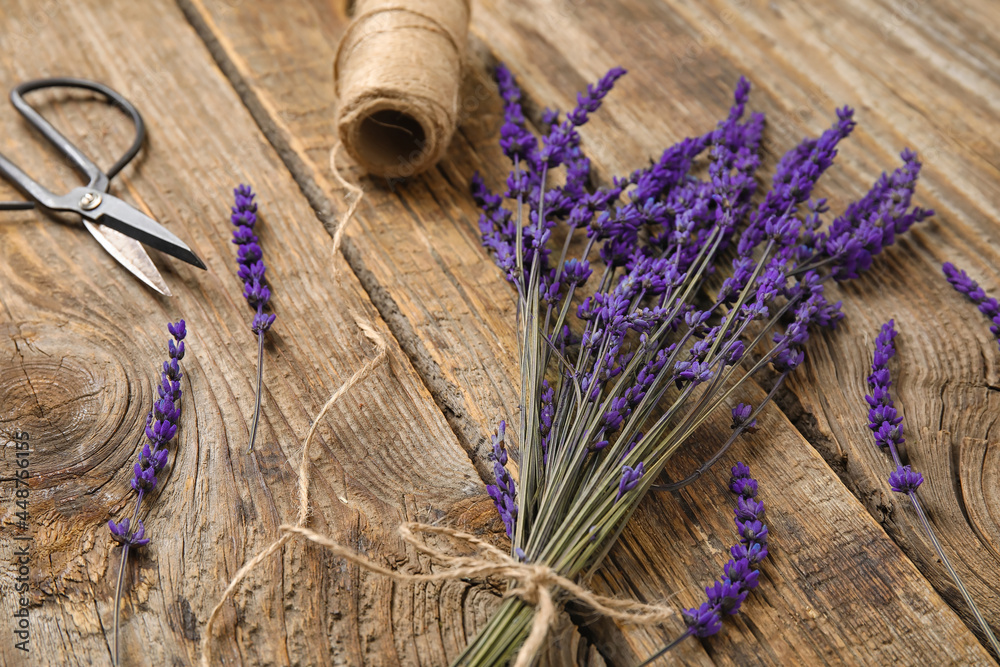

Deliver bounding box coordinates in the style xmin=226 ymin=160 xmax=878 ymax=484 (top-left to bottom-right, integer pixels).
xmin=280 ymin=522 xmax=678 ymax=667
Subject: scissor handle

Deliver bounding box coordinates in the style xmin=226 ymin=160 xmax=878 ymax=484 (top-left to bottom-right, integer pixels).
xmin=0 ymin=77 xmax=145 ymax=211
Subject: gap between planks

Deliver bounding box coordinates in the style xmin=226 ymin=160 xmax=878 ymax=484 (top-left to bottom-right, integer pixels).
xmin=174 ymin=0 xmax=501 ymax=485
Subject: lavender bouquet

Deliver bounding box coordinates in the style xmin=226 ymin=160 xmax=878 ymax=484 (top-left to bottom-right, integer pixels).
xmin=464 ymin=65 xmax=931 ymax=665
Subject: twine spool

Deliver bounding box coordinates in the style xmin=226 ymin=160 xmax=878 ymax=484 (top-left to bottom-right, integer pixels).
xmin=334 ymin=0 xmax=470 ymax=178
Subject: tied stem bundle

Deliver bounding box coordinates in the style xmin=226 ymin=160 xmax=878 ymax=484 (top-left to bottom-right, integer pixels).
xmin=198 ymin=314 xmax=679 ymax=667
xmin=464 ymin=65 xmax=932 ymax=664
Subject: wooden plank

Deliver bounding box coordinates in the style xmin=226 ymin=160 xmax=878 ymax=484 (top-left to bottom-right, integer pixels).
xmin=177 ymin=0 xmax=998 ymax=664
xmin=0 ymin=1 xmax=501 ymax=665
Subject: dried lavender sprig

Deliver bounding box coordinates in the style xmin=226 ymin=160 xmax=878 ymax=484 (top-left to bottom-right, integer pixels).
xmin=637 ymin=462 xmax=768 ymax=666
xmin=942 ymin=262 xmax=1000 ymax=351
xmin=108 ymin=320 xmax=186 ymax=665
xmin=485 ymin=421 xmax=518 ymax=537
xmin=866 ymin=320 xmax=1000 ymax=657
xmin=231 ymin=184 xmax=276 ymax=452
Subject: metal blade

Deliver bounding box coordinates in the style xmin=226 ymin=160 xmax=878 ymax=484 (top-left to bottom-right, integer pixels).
xmin=83 ymin=220 xmax=173 ymax=296
xmin=68 ymin=189 xmax=206 ymax=270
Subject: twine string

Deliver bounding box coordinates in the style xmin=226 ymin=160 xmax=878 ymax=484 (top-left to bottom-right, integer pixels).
xmin=280 ymin=522 xmax=677 ymax=667
xmin=329 ymin=141 xmax=364 ymax=278
xmin=199 ymin=316 xmax=388 ymax=667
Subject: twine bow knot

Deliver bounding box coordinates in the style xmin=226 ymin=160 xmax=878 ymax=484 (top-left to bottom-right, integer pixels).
xmin=279 ymin=521 xmax=677 ymax=667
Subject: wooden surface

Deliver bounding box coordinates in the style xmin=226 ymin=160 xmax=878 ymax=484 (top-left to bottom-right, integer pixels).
xmin=0 ymin=0 xmax=999 ymax=665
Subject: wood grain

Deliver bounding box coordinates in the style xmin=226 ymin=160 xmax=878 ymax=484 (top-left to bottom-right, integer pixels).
xmin=175 ymin=0 xmax=1000 ymax=664
xmin=0 ymin=1 xmax=501 ymax=665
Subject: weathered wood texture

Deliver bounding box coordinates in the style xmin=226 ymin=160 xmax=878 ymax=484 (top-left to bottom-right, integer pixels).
xmin=0 ymin=1 xmax=500 ymax=665
xmin=0 ymin=0 xmax=998 ymax=665
xmin=174 ymin=0 xmax=999 ymax=665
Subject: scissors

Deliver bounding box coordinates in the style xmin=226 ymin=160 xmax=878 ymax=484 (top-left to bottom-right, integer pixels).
xmin=0 ymin=77 xmax=205 ymax=296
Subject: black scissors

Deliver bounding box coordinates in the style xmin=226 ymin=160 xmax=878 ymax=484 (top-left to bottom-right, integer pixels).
xmin=0 ymin=77 xmax=205 ymax=296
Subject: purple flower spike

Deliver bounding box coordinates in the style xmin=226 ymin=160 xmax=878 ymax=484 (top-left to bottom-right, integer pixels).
xmin=109 ymin=321 xmax=188 ymax=663
xmin=677 ymin=463 xmax=768 ymax=643
xmin=865 ymin=321 xmax=906 ymax=456
xmin=823 ymin=150 xmax=933 ymax=281
xmin=863 ymin=321 xmax=1000 ymax=655
xmin=486 ymin=422 xmax=518 ymax=538
xmin=943 ymin=262 xmax=1000 ymax=350
xmin=231 ymin=184 xmax=276 ymax=453
xmin=232 ymin=185 xmax=275 ymax=335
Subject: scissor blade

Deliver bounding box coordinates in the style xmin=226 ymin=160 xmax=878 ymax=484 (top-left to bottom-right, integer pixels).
xmin=83 ymin=220 xmax=173 ymax=296
xmin=78 ymin=191 xmax=207 ymax=270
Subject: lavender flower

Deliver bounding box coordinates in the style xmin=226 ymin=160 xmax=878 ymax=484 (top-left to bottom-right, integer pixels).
xmin=821 ymin=150 xmax=933 ymax=281
xmin=485 ymin=422 xmax=518 ymax=538
xmin=864 ymin=321 xmax=999 ymax=657
xmin=107 ymin=517 xmax=149 ymax=547
xmin=231 ymin=184 xmax=275 ymax=452
xmin=639 ymin=463 xmax=768 ymax=665
xmin=942 ymin=262 xmax=1000 ymax=350
xmin=615 ymin=462 xmax=645 ymax=501
xmin=463 ymin=64 xmax=933 ymax=666
xmin=731 ymin=403 xmax=756 ymax=431
xmin=108 ymin=321 xmax=187 ymax=665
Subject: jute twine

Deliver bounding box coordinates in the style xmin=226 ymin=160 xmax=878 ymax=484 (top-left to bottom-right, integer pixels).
xmin=198 ymin=147 xmax=678 ymax=666
xmin=334 ymin=0 xmax=470 ymax=178
xmin=329 ymin=141 xmax=363 ymax=277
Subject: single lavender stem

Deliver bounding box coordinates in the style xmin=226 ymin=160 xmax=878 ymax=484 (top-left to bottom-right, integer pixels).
xmin=866 ymin=320 xmax=1000 ymax=657
xmin=638 ymin=463 xmax=768 ymax=665
xmin=230 ymin=184 xmax=276 ymax=453
xmin=248 ymin=330 xmax=265 ymax=452
xmin=108 ymin=321 xmax=186 ymax=664
xmin=635 ymin=630 xmax=692 ymax=667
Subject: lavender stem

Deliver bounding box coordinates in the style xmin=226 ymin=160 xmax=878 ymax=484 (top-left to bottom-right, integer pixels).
xmin=248 ymin=330 xmax=265 ymax=453
xmin=909 ymin=490 xmax=1000 ymax=657
xmin=866 ymin=320 xmax=1000 ymax=657
xmin=113 ymin=543 xmax=128 ymax=665
xmin=635 ymin=630 xmax=692 ymax=666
